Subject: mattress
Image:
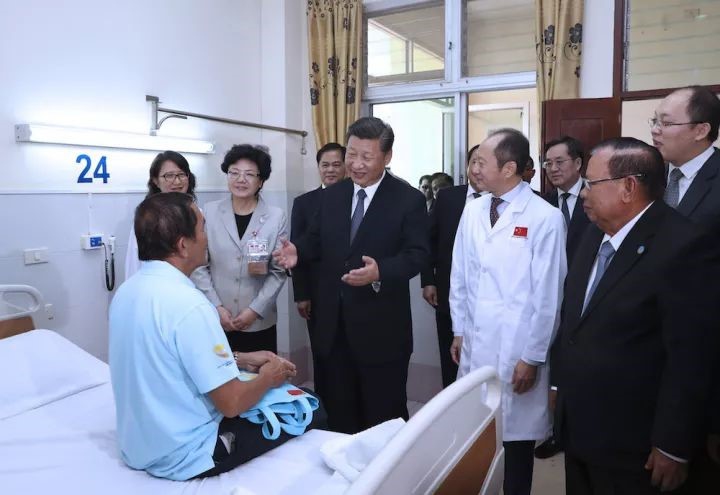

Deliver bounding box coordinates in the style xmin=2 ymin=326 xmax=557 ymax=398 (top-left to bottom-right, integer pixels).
xmin=0 ymin=381 xmax=344 ymax=495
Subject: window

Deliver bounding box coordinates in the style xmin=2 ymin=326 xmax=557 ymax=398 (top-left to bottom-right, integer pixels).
xmin=367 ymin=4 xmax=445 ymax=85
xmin=625 ymin=0 xmax=720 ymax=91
xmin=464 ymin=0 xmax=535 ymax=77
xmin=371 ymin=98 xmax=455 ymax=184
xmin=364 ymin=0 xmax=537 ymax=186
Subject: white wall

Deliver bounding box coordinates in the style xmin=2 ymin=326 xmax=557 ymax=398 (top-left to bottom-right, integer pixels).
xmin=0 ymin=1 xmax=314 ymax=377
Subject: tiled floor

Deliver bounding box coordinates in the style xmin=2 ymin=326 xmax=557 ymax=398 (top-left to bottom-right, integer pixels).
xmin=533 ymin=453 xmax=565 ymax=494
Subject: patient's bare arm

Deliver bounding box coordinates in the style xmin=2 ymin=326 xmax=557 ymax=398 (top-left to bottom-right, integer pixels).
xmin=209 ymin=357 xmax=296 ymax=417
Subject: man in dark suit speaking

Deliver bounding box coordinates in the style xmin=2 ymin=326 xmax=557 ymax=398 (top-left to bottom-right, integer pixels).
xmin=553 ymin=137 xmax=720 ymax=494
xmin=274 ymin=117 xmax=429 ymax=434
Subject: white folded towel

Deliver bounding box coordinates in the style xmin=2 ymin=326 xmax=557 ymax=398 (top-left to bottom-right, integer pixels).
xmin=320 ymin=418 xmax=406 ymax=483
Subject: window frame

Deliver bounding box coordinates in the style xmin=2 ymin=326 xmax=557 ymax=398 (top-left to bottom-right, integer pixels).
xmin=363 ymin=0 xmax=536 ymax=184
xmin=613 ymin=0 xmax=720 ymax=100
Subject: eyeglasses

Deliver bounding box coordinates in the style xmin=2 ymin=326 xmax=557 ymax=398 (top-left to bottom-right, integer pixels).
xmin=542 ymin=157 xmax=575 ymax=169
xmin=227 ymin=170 xmax=261 ymax=181
xmin=160 ymin=172 xmax=189 ymax=182
xmin=648 ymin=118 xmax=700 ymax=129
xmin=582 ymin=173 xmax=644 ymax=190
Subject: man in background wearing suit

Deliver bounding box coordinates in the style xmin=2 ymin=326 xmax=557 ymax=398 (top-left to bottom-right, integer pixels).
xmin=418 ymin=174 xmax=434 ymax=212
xmin=553 ymin=137 xmax=720 ymax=494
xmin=274 ymin=117 xmax=429 ymax=434
xmin=290 ymin=142 xmax=346 ymax=400
xmin=652 ymin=84 xmax=720 ymax=490
xmin=536 ymin=136 xmax=590 ymax=460
xmin=421 ymin=144 xmax=482 ymax=388
xmin=542 ymin=136 xmax=590 ymax=266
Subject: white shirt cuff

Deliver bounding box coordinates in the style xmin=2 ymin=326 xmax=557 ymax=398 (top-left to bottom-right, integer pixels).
xmin=657 ymin=448 xmax=688 ymax=463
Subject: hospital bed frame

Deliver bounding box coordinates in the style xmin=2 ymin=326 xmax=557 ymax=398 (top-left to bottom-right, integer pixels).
xmin=0 ymin=285 xmax=504 ymax=494
xmin=0 ymin=285 xmax=42 ymax=338
xmin=349 ymin=365 xmax=504 ymax=494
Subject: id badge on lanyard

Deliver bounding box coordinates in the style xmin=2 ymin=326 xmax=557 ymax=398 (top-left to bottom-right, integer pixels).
xmin=246 ymin=232 xmax=270 ymax=276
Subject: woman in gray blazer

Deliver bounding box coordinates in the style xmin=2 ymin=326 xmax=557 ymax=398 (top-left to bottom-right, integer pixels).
xmin=192 ymin=145 xmax=287 ymax=353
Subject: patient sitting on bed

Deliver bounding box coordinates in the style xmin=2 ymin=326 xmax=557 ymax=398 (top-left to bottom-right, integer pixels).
xmin=108 ymin=192 xmax=325 ymax=481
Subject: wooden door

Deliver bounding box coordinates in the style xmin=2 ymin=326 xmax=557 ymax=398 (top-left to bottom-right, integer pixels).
xmin=541 ymin=97 xmax=622 ymax=194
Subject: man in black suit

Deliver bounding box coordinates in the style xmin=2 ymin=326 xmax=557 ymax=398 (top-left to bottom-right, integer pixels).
xmin=536 ymin=136 xmax=591 ymax=460
xmin=274 ymin=117 xmax=429 ymax=434
xmin=542 ymin=136 xmax=591 ymax=266
xmin=418 ymin=174 xmax=434 ymax=212
xmin=652 ymin=84 xmax=720 ymax=490
xmin=421 ymin=145 xmax=482 ymax=387
xmin=553 ymin=137 xmax=720 ymax=494
xmin=290 ymin=142 xmax=346 ymax=399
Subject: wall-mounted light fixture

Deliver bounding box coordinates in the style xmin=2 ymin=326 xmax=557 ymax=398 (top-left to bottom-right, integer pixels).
xmin=15 ymin=124 xmax=215 ymax=154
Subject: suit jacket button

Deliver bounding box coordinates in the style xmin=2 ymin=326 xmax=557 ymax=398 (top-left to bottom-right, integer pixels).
xmin=344 ymin=261 xmax=349 ymax=268
xmin=568 ymin=339 xmax=575 ymax=345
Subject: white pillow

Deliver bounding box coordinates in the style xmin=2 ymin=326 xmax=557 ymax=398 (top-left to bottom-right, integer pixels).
xmin=0 ymin=329 xmax=109 ymax=420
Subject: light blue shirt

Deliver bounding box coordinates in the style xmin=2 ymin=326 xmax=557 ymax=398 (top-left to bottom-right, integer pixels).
xmin=109 ymin=261 xmax=240 ymax=480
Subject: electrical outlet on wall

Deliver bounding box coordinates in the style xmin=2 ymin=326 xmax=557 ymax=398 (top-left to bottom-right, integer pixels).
xmin=24 ymin=247 xmax=49 ymax=265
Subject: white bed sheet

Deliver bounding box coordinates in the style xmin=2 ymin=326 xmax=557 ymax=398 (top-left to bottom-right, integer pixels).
xmin=0 ymin=382 xmax=344 ymax=495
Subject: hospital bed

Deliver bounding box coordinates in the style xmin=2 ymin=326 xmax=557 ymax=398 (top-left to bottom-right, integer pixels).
xmin=0 ymin=284 xmax=503 ymax=495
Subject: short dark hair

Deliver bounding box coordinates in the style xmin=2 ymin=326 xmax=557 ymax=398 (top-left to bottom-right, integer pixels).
xmin=467 ymin=144 xmax=480 ymax=164
xmin=135 ymin=192 xmax=198 ymax=261
xmin=545 ymin=136 xmax=585 ymax=163
xmin=221 ymin=144 xmax=272 ymax=181
xmin=681 ymin=85 xmax=720 ymax=142
xmin=592 ymin=137 xmax=666 ymax=201
xmin=418 ymin=174 xmax=431 ymax=186
xmin=431 ymin=171 xmax=453 ymax=185
xmin=346 ymin=117 xmax=394 ymax=153
xmin=526 ymin=156 xmax=535 ymax=170
xmin=146 ymin=151 xmax=197 ymax=199
xmin=316 ymin=142 xmax=346 ymax=164
xmin=489 ymin=128 xmax=530 ymax=175
xmin=432 ymin=174 xmax=453 ymax=188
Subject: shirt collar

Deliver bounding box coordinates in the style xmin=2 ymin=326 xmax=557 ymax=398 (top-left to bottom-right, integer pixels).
xmin=139 ymin=260 xmax=195 ymax=288
xmin=466 ymin=185 xmax=484 ymax=199
xmin=558 ymin=177 xmax=583 ymax=197
xmin=496 ymin=180 xmax=524 ymax=204
xmin=602 ymin=202 xmax=654 ymax=252
xmin=669 ymin=145 xmax=715 ymax=180
xmin=353 ymin=170 xmax=386 ymax=200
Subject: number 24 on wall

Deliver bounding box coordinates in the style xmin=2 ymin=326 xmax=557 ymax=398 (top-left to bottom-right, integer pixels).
xmin=76 ymin=154 xmax=110 ymax=184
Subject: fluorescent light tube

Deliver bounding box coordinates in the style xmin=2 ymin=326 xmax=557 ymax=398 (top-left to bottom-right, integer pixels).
xmin=15 ymin=124 xmax=215 ymax=154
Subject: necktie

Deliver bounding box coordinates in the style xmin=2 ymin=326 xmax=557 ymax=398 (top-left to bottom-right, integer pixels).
xmin=582 ymin=240 xmax=616 ymax=314
xmin=664 ymin=168 xmax=683 ymax=209
xmin=490 ymin=197 xmax=504 ymax=227
xmin=473 ymin=192 xmax=482 ymax=199
xmin=560 ymin=192 xmax=571 ymax=225
xmin=350 ymin=189 xmax=366 ymax=242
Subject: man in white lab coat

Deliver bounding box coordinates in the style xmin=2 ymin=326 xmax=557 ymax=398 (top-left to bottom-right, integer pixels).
xmin=449 ymin=129 xmax=567 ymax=495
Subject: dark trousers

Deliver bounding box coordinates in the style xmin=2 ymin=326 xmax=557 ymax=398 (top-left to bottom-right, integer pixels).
xmin=503 ymin=440 xmax=536 ymax=495
xmin=226 ymin=325 xmax=277 ymax=354
xmin=316 ymin=325 xmax=410 ymax=434
xmin=195 ymin=389 xmax=327 ymax=478
xmin=565 ymin=451 xmax=674 ymax=495
xmin=435 ymin=310 xmax=458 ymax=388
xmin=305 ymin=316 xmax=326 ymax=402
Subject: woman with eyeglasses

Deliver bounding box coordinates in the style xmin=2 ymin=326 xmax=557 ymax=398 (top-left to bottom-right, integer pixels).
xmin=124 ymin=150 xmax=196 ymax=280
xmin=192 ymin=144 xmax=287 ymax=354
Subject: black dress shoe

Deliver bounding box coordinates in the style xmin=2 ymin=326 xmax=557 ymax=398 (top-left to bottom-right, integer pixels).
xmin=534 ymin=436 xmax=563 ymax=459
